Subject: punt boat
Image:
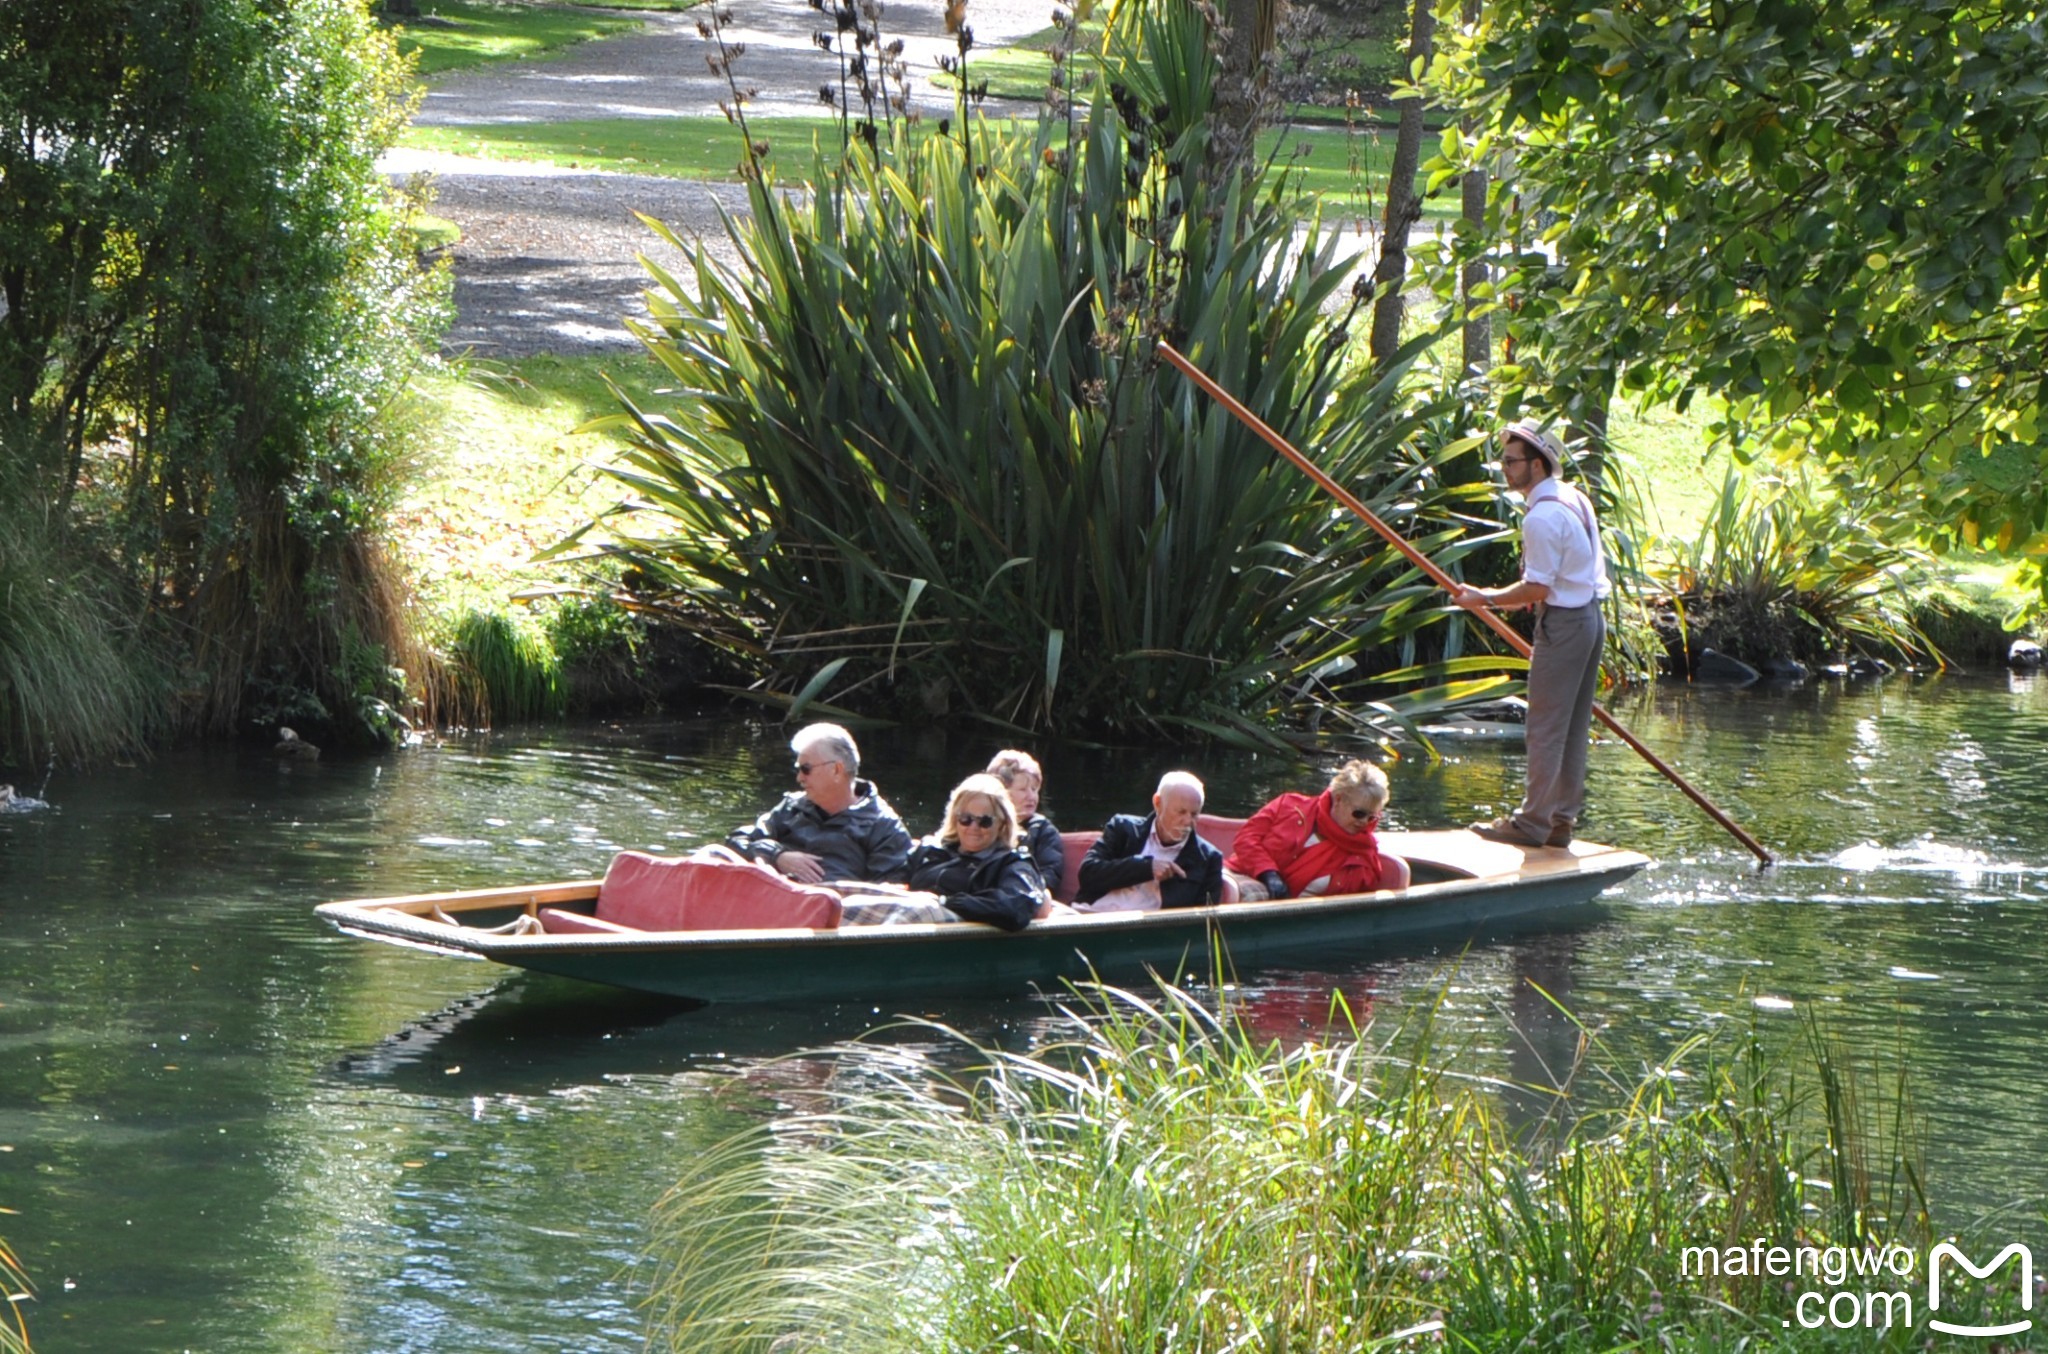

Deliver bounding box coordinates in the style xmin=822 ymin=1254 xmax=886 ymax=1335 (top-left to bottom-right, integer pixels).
xmin=315 ymin=816 xmax=1649 ymax=1005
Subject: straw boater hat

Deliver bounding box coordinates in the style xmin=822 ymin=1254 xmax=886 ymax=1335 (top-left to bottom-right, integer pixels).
xmin=1500 ymin=420 xmax=1566 ymax=475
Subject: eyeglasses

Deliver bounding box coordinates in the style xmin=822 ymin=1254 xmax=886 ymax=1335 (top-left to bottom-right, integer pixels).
xmin=1347 ymin=805 xmax=1375 ymax=820
xmin=793 ymin=761 xmax=818 ymax=776
xmin=1499 ymin=452 xmax=1533 ymax=467
xmin=955 ymin=812 xmax=998 ymax=829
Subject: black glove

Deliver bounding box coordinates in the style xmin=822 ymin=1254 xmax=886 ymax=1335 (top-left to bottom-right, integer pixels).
xmin=1259 ymin=871 xmax=1288 ymax=900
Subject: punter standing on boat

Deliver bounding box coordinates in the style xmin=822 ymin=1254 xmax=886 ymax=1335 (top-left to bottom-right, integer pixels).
xmin=726 ymin=722 xmax=914 ymax=883
xmin=1453 ymin=421 xmax=1610 ymax=849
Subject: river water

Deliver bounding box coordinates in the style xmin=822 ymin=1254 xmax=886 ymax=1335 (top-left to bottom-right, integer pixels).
xmin=2 ymin=672 xmax=2045 ymax=1352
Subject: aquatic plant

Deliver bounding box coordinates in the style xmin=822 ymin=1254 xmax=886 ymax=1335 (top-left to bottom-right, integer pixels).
xmin=642 ymin=979 xmax=2021 ymax=1353
xmin=567 ymin=0 xmax=1512 ymax=746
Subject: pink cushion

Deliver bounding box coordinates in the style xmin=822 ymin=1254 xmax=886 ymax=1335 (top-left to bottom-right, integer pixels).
xmin=595 ymin=851 xmax=844 ymax=931
xmin=538 ymin=907 xmax=641 ymax=935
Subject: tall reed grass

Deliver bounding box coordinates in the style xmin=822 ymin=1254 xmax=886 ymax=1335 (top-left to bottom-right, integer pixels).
xmin=452 ymin=607 xmax=566 ymax=724
xmin=0 ymin=1229 xmax=28 ymax=1352
xmin=0 ymin=511 xmax=166 ymax=766
xmin=643 ymin=981 xmax=2024 ymax=1353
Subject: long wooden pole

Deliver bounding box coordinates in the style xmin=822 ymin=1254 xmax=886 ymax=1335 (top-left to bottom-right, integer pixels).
xmin=1157 ymin=340 xmax=1774 ymax=866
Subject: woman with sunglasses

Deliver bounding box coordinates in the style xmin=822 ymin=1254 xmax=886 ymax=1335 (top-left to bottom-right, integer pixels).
xmin=1223 ymin=760 xmax=1410 ymax=902
xmin=899 ymin=773 xmax=1052 ymax=932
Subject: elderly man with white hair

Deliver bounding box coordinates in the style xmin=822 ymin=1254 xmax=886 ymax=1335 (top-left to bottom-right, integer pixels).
xmin=1074 ymin=770 xmax=1225 ymax=912
xmin=726 ymin=722 xmax=914 ymax=884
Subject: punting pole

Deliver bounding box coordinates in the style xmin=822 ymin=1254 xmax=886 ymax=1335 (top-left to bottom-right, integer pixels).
xmin=1156 ymin=339 xmax=1775 ymax=867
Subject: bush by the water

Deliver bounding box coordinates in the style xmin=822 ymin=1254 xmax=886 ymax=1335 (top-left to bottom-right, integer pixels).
xmin=0 ymin=0 xmax=449 ymax=758
xmin=575 ymin=0 xmax=1514 ymax=746
xmin=644 ymin=981 xmax=2023 ymax=1353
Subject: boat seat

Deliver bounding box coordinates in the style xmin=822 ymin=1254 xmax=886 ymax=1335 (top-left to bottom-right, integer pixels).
xmin=549 ymin=850 xmax=846 ymax=932
xmin=1053 ymin=825 xmax=1245 ymax=906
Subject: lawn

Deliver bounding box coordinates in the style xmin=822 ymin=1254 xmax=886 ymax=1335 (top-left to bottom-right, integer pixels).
xmin=401 ymin=113 xmax=1451 ymax=217
xmin=390 ymin=0 xmax=649 ymax=76
xmin=394 ymin=353 xmax=666 ymax=618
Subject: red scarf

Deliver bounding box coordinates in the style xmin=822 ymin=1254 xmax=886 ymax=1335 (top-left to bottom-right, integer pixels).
xmin=1278 ymin=792 xmax=1384 ymax=897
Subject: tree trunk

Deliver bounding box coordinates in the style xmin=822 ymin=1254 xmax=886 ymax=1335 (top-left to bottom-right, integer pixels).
xmin=1368 ymin=0 xmax=1435 ymax=366
xmin=1213 ymin=0 xmax=1284 ymax=193
xmin=1458 ymin=0 xmax=1490 ymax=378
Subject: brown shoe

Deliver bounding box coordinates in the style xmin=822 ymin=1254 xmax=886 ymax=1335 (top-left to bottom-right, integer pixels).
xmin=1470 ymin=817 xmax=1541 ymax=847
xmin=1544 ymin=826 xmax=1573 ymax=848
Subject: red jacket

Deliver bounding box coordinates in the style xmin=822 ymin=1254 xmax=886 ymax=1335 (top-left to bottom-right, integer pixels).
xmin=1225 ymin=791 xmax=1386 ymax=897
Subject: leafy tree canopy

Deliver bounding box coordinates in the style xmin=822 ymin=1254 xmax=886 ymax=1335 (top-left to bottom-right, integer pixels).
xmin=1424 ymin=0 xmax=2048 ymax=597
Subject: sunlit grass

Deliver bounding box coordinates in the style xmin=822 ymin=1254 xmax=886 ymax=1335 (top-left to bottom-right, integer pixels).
xmin=401 ymin=113 xmax=1442 ymax=217
xmin=393 ymin=354 xmax=662 ymax=622
xmin=391 ymin=0 xmax=646 ymax=76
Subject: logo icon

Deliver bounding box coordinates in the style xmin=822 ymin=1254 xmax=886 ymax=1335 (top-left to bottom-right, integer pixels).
xmin=1928 ymin=1242 xmax=2034 ymax=1338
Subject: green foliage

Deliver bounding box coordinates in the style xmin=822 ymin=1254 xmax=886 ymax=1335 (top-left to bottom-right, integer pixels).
xmin=573 ymin=0 xmax=1511 ymax=745
xmin=1421 ymin=0 xmax=2048 ymax=598
xmin=0 ymin=0 xmax=451 ymax=755
xmin=642 ymin=980 xmax=2009 ymax=1353
xmin=454 ymin=608 xmax=566 ymax=724
xmin=1649 ymin=468 xmax=1936 ymax=661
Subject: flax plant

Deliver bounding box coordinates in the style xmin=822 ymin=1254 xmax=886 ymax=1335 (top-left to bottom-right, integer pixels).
xmin=571 ymin=0 xmax=1509 ymax=744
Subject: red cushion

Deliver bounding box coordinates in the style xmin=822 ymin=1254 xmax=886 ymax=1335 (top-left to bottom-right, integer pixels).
xmin=1055 ymin=831 xmax=1100 ymax=903
xmin=537 ymin=907 xmax=641 ymax=935
xmin=1198 ymin=814 xmax=1247 ymax=859
xmin=595 ymin=851 xmax=843 ymax=931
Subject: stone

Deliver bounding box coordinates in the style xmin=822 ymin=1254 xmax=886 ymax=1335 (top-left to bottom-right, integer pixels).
xmin=1846 ymin=656 xmax=1894 ymax=678
xmin=1760 ymin=657 xmax=1811 ymax=682
xmin=2010 ymin=638 xmax=2045 ymax=670
xmin=1694 ymin=648 xmax=1761 ymax=685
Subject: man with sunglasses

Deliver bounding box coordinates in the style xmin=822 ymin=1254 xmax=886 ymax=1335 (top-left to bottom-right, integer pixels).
xmin=726 ymin=722 xmax=913 ymax=883
xmin=1453 ymin=420 xmax=1611 ymax=849
xmin=1074 ymin=770 xmax=1225 ymax=912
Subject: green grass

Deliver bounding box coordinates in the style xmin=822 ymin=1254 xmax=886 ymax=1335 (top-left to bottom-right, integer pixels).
xmin=1606 ymin=395 xmax=1731 ymax=537
xmin=391 ymin=0 xmax=646 ymax=76
xmin=401 ymin=113 xmax=1442 ymax=216
xmin=394 ymin=353 xmax=665 ymax=621
xmin=643 ymin=979 xmax=2026 ymax=1353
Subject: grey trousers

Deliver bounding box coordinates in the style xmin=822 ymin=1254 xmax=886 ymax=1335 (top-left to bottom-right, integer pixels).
xmin=1512 ymin=602 xmax=1605 ymax=844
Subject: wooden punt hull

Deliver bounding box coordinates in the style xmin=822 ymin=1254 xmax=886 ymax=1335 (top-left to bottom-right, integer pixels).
xmin=315 ymin=831 xmax=1649 ymax=1005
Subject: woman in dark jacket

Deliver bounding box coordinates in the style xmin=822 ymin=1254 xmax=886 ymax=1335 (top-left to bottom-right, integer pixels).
xmin=902 ymin=774 xmax=1049 ymax=932
xmin=987 ymin=748 xmax=1063 ymax=892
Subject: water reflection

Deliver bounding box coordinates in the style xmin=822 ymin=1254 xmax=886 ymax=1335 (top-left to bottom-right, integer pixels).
xmin=1 ymin=675 xmax=2045 ymax=1349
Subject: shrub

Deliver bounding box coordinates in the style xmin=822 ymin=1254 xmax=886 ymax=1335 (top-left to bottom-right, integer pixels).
xmin=572 ymin=0 xmax=1512 ymax=745
xmin=453 ymin=608 xmax=566 ymax=724
xmin=1648 ymin=467 xmax=1936 ymax=664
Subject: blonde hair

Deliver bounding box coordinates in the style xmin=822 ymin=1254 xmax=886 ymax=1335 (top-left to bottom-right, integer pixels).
xmin=938 ymin=773 xmax=1021 ymax=849
xmin=1327 ymin=759 xmax=1389 ymax=815
xmin=986 ymin=748 xmax=1043 ymax=787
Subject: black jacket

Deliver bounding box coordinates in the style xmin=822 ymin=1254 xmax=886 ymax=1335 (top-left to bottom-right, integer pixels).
xmin=1022 ymin=814 xmax=1065 ymax=891
xmin=905 ymin=839 xmax=1044 ymax=932
xmin=1076 ymin=813 xmax=1224 ymax=909
xmin=725 ymin=779 xmax=913 ymax=883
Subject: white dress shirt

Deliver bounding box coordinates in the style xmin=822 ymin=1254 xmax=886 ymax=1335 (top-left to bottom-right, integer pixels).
xmin=1521 ymin=478 xmax=1611 ymax=609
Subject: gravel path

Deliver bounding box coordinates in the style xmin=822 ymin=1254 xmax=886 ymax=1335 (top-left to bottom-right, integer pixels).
xmin=387 ymin=0 xmax=1051 ymax=355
